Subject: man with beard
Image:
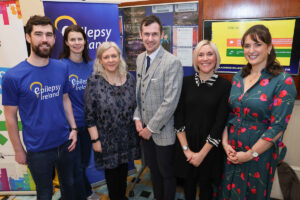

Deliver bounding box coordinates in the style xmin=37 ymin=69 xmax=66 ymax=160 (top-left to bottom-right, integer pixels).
xmin=2 ymin=15 xmax=79 ymax=199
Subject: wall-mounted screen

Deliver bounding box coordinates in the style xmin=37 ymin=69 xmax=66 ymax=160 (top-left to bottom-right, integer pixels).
xmin=204 ymin=18 xmax=300 ymax=75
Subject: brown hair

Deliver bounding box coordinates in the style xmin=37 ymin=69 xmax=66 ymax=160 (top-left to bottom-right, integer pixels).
xmin=59 ymin=25 xmax=91 ymax=63
xmin=241 ymin=24 xmax=283 ymax=78
xmin=140 ymin=15 xmax=163 ymax=34
xmin=25 ymin=15 xmax=55 ymax=35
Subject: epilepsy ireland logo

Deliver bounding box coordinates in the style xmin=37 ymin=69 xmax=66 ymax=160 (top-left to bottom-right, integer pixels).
xmin=30 ymin=82 xmax=61 ymax=100
xmin=69 ymin=74 xmax=87 ymax=90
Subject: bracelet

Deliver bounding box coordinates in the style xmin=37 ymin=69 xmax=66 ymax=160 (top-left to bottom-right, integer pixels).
xmin=70 ymin=127 xmax=79 ymax=132
xmin=91 ymin=137 xmax=100 ymax=143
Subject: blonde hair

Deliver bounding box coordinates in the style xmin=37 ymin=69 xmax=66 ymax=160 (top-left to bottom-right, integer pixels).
xmin=93 ymin=41 xmax=127 ymax=78
xmin=193 ymin=40 xmax=221 ymax=73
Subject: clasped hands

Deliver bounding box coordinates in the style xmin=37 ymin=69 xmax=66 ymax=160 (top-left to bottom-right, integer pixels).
xmin=223 ymin=144 xmax=253 ymax=164
xmin=135 ymin=120 xmax=152 ymax=140
xmin=184 ymin=149 xmax=205 ymax=167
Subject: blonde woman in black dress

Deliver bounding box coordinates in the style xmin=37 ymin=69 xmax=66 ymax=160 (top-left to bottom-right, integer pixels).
xmin=174 ymin=40 xmax=231 ymax=200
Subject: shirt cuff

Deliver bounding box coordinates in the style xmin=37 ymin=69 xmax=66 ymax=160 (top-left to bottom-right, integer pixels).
xmin=147 ymin=125 xmax=155 ymax=133
xmin=133 ymin=117 xmax=141 ymax=121
xmin=175 ymin=126 xmax=186 ymax=134
xmin=206 ymin=134 xmax=220 ymax=147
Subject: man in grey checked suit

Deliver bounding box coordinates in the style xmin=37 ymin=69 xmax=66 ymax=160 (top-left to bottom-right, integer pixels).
xmin=134 ymin=15 xmax=183 ymax=200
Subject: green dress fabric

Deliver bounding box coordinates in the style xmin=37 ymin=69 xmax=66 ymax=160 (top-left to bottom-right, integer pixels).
xmin=217 ymin=69 xmax=297 ymax=200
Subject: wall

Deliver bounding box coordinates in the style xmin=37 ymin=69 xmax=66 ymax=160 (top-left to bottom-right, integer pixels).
xmin=19 ymin=0 xmax=44 ymax=25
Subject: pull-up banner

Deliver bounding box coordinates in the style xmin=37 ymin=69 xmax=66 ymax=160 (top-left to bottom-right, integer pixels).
xmin=43 ymin=1 xmax=121 ymax=59
xmin=0 ymin=0 xmax=35 ymax=195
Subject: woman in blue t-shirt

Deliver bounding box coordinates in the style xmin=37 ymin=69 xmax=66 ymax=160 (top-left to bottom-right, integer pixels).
xmin=59 ymin=25 xmax=97 ymax=200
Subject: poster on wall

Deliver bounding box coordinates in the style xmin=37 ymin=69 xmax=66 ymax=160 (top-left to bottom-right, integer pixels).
xmin=119 ymin=2 xmax=198 ymax=75
xmin=0 ymin=0 xmax=36 ymax=194
xmin=204 ymin=18 xmax=300 ymax=75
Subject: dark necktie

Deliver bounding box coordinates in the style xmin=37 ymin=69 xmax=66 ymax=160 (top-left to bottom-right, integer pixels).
xmin=146 ymin=56 xmax=151 ymax=72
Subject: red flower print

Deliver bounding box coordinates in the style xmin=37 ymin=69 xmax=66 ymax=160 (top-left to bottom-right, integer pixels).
xmin=253 ymin=172 xmax=260 ymax=178
xmin=238 ymin=141 xmax=243 ymax=148
xmin=231 ymin=140 xmax=235 ymax=146
xmin=271 ymin=177 xmax=274 ymax=182
xmin=273 ymin=153 xmax=277 ymax=160
xmin=247 ymin=182 xmax=250 ymax=187
xmin=269 ymin=103 xmax=273 ymax=110
xmin=251 ymin=188 xmax=256 ymax=194
xmin=285 ymin=115 xmax=291 ymax=123
xmin=270 ymin=167 xmax=273 ymax=174
xmin=260 ymin=79 xmax=269 ymax=86
xmin=273 ymin=98 xmax=282 ymax=106
xmin=241 ymin=128 xmax=246 ymax=133
xmin=264 ymin=137 xmax=273 ymax=142
xmin=271 ymin=115 xmax=275 ymax=123
xmin=278 ymin=142 xmax=285 ymax=148
xmin=279 ymin=90 xmax=287 ymax=98
xmin=260 ymin=93 xmax=267 ymax=101
xmin=231 ymin=183 xmax=235 ymax=189
xmin=245 ymin=146 xmax=250 ymax=150
xmin=236 ymin=107 xmax=240 ymax=113
xmin=250 ymin=126 xmax=257 ymax=130
xmin=253 ymin=157 xmax=259 ymax=162
xmin=264 ymin=190 xmax=267 ymax=196
xmin=267 ymin=162 xmax=270 ymax=170
xmin=252 ymin=113 xmax=258 ymax=117
xmin=213 ymin=192 xmax=217 ymax=197
xmin=285 ymin=77 xmax=293 ymax=85
xmin=227 ymin=160 xmax=232 ymax=165
xmin=227 ymin=184 xmax=232 ymax=190
xmin=230 ymin=126 xmax=235 ymax=133
xmin=241 ymin=172 xmax=245 ymax=181
xmin=238 ymin=94 xmax=243 ymax=101
xmin=232 ymin=81 xmax=236 ymax=85
xmin=243 ymin=107 xmax=250 ymax=115
xmin=237 ymin=188 xmax=241 ymax=194
xmin=237 ymin=81 xmax=241 ymax=88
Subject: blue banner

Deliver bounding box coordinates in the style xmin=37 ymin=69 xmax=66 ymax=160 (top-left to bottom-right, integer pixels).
xmin=43 ymin=2 xmax=121 ymax=59
xmin=43 ymin=1 xmax=130 ymax=186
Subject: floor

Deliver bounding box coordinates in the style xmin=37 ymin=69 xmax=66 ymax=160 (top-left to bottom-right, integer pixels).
xmin=0 ymin=160 xmax=281 ymax=200
xmin=0 ymin=160 xmax=185 ymax=200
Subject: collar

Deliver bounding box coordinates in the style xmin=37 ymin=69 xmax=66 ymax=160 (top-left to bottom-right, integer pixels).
xmin=195 ymin=72 xmax=218 ymax=87
xmin=146 ymin=46 xmax=161 ymax=64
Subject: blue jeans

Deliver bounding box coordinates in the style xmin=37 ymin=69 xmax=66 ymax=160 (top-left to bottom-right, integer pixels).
xmin=75 ymin=127 xmax=92 ymax=198
xmin=27 ymin=140 xmax=79 ymax=200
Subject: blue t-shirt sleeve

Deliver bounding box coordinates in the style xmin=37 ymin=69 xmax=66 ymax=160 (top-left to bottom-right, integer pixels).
xmin=2 ymin=72 xmax=19 ymax=106
xmin=62 ymin=62 xmax=71 ymax=94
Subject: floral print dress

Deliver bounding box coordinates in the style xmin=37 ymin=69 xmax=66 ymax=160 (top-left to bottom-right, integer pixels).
xmin=218 ymin=69 xmax=297 ymax=200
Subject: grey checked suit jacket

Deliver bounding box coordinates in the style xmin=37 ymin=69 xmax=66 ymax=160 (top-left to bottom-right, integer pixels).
xmin=134 ymin=47 xmax=183 ymax=146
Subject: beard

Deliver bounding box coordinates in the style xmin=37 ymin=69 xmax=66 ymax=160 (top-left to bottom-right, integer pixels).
xmin=31 ymin=42 xmax=53 ymax=58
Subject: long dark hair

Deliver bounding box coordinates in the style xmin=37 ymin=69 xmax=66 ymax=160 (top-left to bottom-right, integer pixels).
xmin=241 ymin=24 xmax=283 ymax=78
xmin=59 ymin=25 xmax=91 ymax=63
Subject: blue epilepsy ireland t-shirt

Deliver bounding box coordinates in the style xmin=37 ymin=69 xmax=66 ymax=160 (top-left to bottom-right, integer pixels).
xmin=61 ymin=58 xmax=93 ymax=127
xmin=2 ymin=59 xmax=70 ymax=152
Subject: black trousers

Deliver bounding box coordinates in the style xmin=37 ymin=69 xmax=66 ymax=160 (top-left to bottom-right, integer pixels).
xmin=104 ymin=163 xmax=128 ymax=200
xmin=184 ymin=174 xmax=213 ymax=200
xmin=142 ymin=138 xmax=176 ymax=200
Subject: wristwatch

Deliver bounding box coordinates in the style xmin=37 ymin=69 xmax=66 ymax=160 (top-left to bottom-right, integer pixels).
xmin=182 ymin=145 xmax=188 ymax=151
xmin=70 ymin=127 xmax=79 ymax=132
xmin=91 ymin=137 xmax=100 ymax=143
xmin=250 ymin=149 xmax=259 ymax=158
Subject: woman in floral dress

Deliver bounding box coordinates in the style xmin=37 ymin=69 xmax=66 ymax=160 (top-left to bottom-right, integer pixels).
xmin=218 ymin=25 xmax=297 ymax=199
